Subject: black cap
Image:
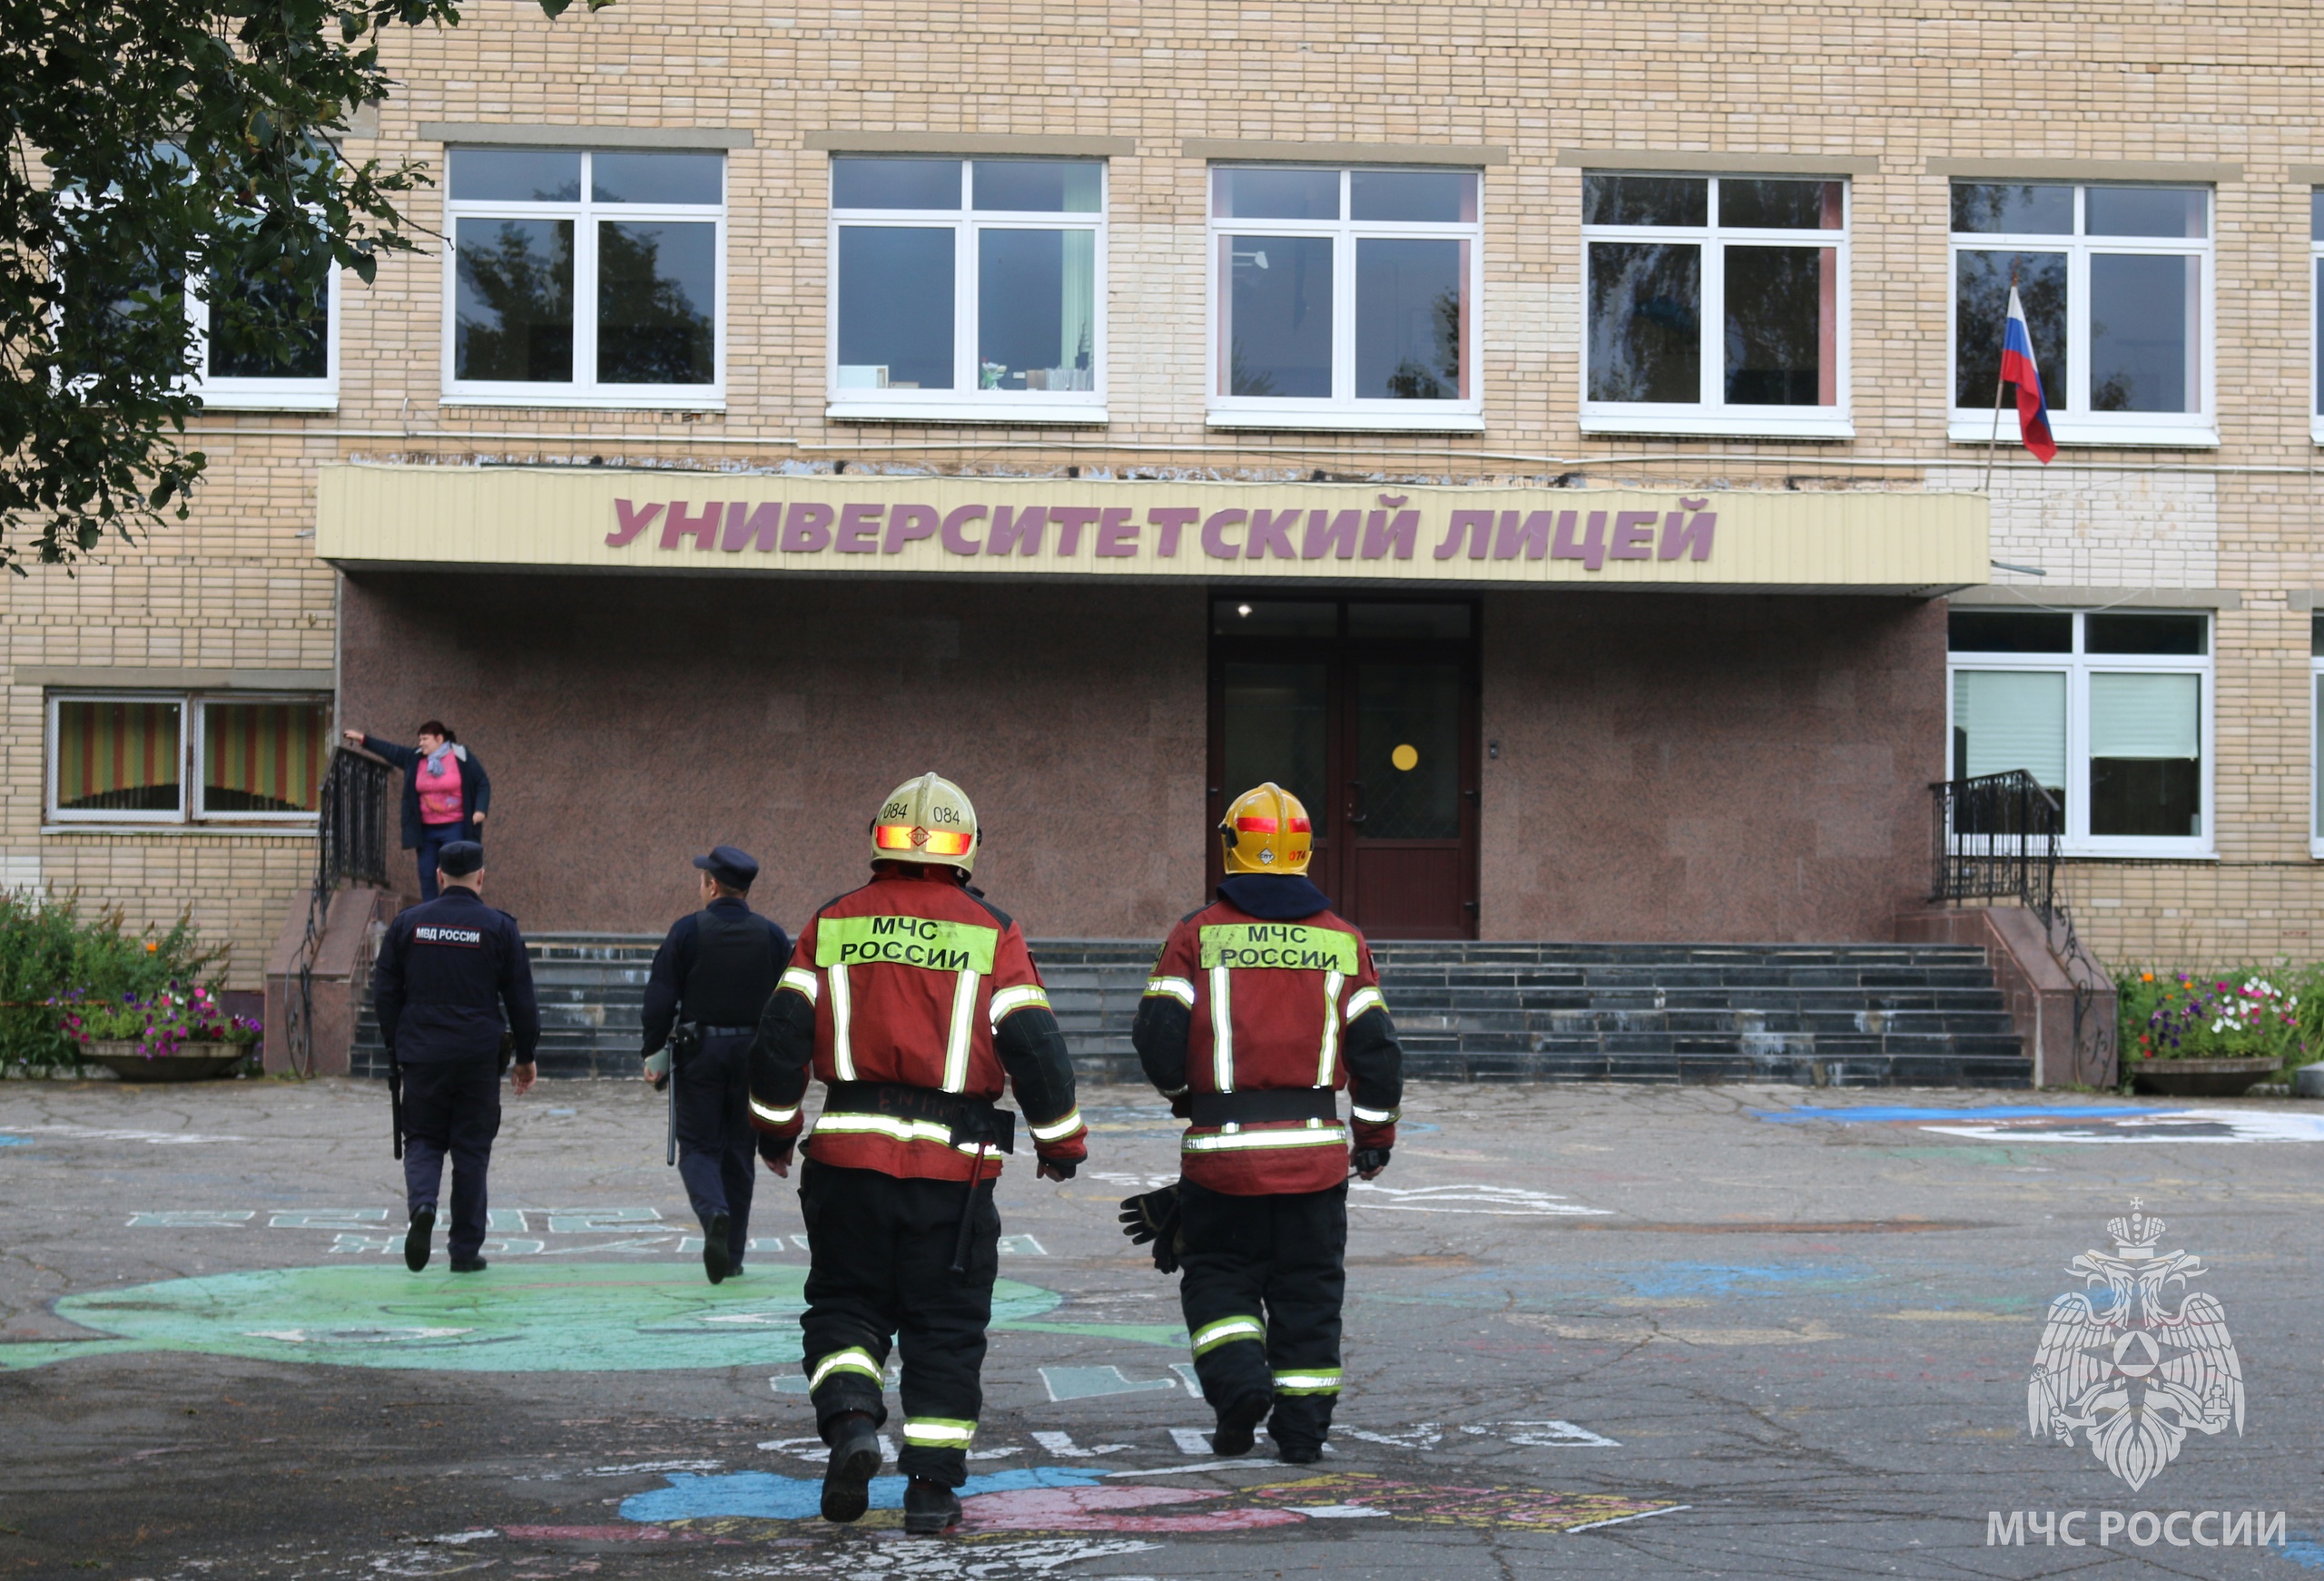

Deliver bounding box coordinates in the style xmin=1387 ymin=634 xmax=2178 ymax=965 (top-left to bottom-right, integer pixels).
xmin=693 ymin=844 xmax=760 ymax=889
xmin=437 ymin=840 xmax=485 ymax=878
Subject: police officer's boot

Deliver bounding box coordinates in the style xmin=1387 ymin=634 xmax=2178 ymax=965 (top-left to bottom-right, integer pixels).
xmin=1209 ymin=1390 xmax=1272 ymax=1457
xmin=903 ymin=1478 xmax=962 ymax=1537
xmin=820 ymin=1412 xmax=881 ymax=1524
xmin=704 ymin=1211 xmax=731 ymax=1285
xmin=404 ymin=1205 xmax=434 ymax=1272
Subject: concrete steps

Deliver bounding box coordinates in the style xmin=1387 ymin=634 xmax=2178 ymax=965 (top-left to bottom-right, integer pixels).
xmin=354 ymin=935 xmax=2028 ymax=1088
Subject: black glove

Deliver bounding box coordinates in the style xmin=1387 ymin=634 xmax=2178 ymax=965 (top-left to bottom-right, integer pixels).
xmin=757 ymin=1134 xmax=795 ymax=1171
xmin=1118 ymin=1184 xmax=1183 ymax=1275
xmin=1037 ymin=1154 xmax=1078 ymax=1181
xmin=1351 ymin=1146 xmax=1392 ymax=1179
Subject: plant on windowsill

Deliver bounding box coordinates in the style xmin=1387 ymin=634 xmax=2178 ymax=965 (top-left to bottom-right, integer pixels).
xmin=2115 ymin=967 xmax=2313 ymax=1096
xmin=52 ymin=985 xmax=260 ymax=1083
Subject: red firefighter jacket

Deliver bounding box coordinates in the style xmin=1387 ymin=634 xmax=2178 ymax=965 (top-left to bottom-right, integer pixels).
xmin=747 ymin=866 xmax=1088 ymax=1183
xmin=1132 ymin=885 xmax=1403 ymax=1194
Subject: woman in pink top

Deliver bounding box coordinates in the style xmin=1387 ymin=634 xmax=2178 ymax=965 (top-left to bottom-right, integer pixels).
xmin=343 ymin=720 xmax=496 ymax=901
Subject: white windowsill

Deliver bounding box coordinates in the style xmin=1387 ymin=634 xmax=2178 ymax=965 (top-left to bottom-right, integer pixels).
xmin=196 ymin=391 xmax=340 ymax=414
xmin=1948 ymin=417 xmax=2219 ymax=450
xmin=1581 ymin=410 xmax=1855 ymax=440
xmin=43 ymin=823 xmax=318 ymax=838
xmin=2059 ymin=843 xmax=2217 ymax=861
xmin=2312 ymin=421 xmax=2324 ymax=447
xmin=440 ymin=392 xmax=726 ymax=413
xmin=825 ymin=402 xmax=1108 ymax=426
xmin=1206 ymin=408 xmax=1486 ymax=434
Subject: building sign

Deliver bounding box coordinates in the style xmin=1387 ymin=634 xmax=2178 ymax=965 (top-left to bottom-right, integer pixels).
xmin=318 ymin=465 xmax=1988 ymax=592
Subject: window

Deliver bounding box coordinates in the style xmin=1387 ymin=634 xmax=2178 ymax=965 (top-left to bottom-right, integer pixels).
xmin=444 ymin=148 xmax=724 ymax=408
xmin=1949 ymin=183 xmax=2213 ymax=447
xmin=2312 ymin=191 xmax=2324 ymax=445
xmin=2312 ymin=614 xmax=2324 ymax=858
xmin=828 ymin=157 xmax=1106 ymax=422
xmin=47 ymin=694 xmax=331 ymax=826
xmin=1580 ymin=173 xmax=1848 ymax=438
xmin=1946 ymin=610 xmax=2211 ymax=855
xmin=1207 ymin=167 xmax=1482 ymax=432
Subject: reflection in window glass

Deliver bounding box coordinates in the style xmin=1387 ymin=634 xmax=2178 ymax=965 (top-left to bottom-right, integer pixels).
xmin=202 ymin=702 xmax=330 ymax=815
xmin=2090 ymin=253 xmax=2196 ymax=412
xmin=1225 ymin=234 xmax=1333 ymax=398
xmin=2090 ymin=673 xmax=2201 ymax=837
xmin=832 ymin=158 xmax=960 ymax=210
xmin=454 ymin=218 xmax=575 ymax=381
xmin=1723 ymin=246 xmax=1835 ymax=406
xmin=1356 ymin=664 xmax=1461 ymax=840
xmin=1213 ymin=167 xmax=1340 ymax=220
xmin=2084 ymin=187 xmax=2206 ymax=240
xmin=1586 ymin=242 xmax=1700 ymax=402
xmin=1222 ymin=663 xmax=1331 ymax=836
xmin=1347 ymin=603 xmax=1472 ymax=639
xmin=54 ymin=701 xmax=182 ymax=814
xmin=591 ymin=152 xmax=724 ymax=206
xmin=597 ymin=222 xmax=715 ymax=385
xmin=2085 ymin=614 xmax=2207 ymax=655
xmin=1948 ymin=611 xmax=2073 ymax=653
xmin=1954 ymin=250 xmax=2068 ymax=409
xmin=1582 ymin=174 xmax=1707 ymax=227
xmin=449 ymin=149 xmax=582 ymax=202
xmin=207 ymin=256 xmax=329 ymax=379
xmin=836 ymin=227 xmax=955 ymax=390
xmin=1718 ymin=179 xmax=1844 ymax=230
xmin=1951 ymin=671 xmax=2066 ymax=790
xmin=1214 ymin=600 xmax=1338 ymax=637
xmin=973 ymin=161 xmax=1101 ymax=213
xmin=1355 ymin=238 xmax=1465 ymax=399
xmin=1950 ymin=183 xmax=2073 ymax=235
xmin=1349 ymin=171 xmax=1474 ymax=223
xmin=978 ymin=230 xmax=1095 ymax=391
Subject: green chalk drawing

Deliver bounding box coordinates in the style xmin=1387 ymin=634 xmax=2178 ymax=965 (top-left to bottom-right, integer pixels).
xmin=0 ymin=1262 xmax=1181 ymax=1373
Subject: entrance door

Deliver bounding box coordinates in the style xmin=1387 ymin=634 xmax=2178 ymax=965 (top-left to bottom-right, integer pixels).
xmin=1208 ymin=597 xmax=1479 ymax=938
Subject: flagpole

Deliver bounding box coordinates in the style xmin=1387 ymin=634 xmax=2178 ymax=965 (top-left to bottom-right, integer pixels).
xmin=1984 ymin=270 xmax=2015 ymax=496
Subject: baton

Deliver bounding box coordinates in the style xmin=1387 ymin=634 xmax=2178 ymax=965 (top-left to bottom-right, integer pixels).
xmin=665 ymin=1053 xmax=677 ymax=1167
xmin=389 ymin=1052 xmax=405 ymax=1161
xmin=948 ymin=1140 xmax=990 ymax=1274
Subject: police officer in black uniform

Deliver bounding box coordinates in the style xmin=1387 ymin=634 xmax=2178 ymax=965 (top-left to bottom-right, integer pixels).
xmin=371 ymin=840 xmax=541 ymax=1274
xmin=642 ymin=845 xmax=792 ymax=1285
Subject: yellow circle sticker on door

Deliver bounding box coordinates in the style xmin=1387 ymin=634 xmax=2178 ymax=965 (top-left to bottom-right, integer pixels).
xmin=1391 ymin=743 xmax=1420 ymax=771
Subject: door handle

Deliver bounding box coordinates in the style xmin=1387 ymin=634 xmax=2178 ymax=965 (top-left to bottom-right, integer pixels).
xmin=1345 ymin=780 xmax=1368 ymax=827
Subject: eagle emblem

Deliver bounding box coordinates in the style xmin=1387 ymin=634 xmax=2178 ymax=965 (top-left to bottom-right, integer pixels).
xmin=2027 ymin=1200 xmax=2242 ymax=1492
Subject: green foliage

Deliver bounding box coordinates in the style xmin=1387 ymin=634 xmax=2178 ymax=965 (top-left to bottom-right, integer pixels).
xmin=0 ymin=0 xmax=613 ymax=572
xmin=57 ymin=984 xmax=261 ymax=1057
xmin=0 ymin=891 xmax=219 ymax=1069
xmin=2116 ymin=963 xmax=2324 ymax=1068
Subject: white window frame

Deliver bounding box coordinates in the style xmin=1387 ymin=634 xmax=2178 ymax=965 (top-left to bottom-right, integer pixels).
xmin=191 ymin=263 xmax=340 ymax=413
xmin=2310 ymin=615 xmax=2324 ymax=858
xmin=1946 ymin=184 xmax=2216 ymax=449
xmin=45 ymin=692 xmax=331 ymax=829
xmin=1946 ymin=613 xmax=2215 ymax=859
xmin=2310 ymin=190 xmax=2324 ymax=447
xmin=1579 ymin=172 xmax=1853 ymax=440
xmin=825 ymin=158 xmax=1108 ymax=425
xmin=1205 ymin=165 xmax=1485 ymax=434
xmin=441 ymin=148 xmax=727 ymax=410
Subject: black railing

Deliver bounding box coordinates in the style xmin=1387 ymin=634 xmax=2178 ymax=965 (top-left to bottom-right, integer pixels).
xmin=1929 ymin=770 xmax=2061 ymax=927
xmin=282 ymin=747 xmax=394 ymax=1076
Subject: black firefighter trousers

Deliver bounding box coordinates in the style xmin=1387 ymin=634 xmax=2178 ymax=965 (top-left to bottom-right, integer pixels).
xmin=1178 ymin=1178 xmax=1348 ymax=1454
xmin=795 ymin=1159 xmax=1000 ymax=1488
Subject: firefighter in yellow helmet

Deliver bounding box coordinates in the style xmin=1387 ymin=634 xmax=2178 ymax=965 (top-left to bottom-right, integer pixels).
xmin=748 ymin=772 xmax=1088 ymax=1536
xmin=1121 ymin=781 xmax=1405 ymax=1464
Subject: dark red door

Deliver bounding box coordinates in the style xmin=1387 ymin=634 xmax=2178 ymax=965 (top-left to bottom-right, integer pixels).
xmin=1206 ymin=597 xmax=1479 ymax=938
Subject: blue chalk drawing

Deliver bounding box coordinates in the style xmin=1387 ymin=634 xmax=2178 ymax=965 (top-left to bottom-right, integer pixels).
xmin=620 ymin=1464 xmax=1104 ymax=1523
xmin=1039 ymin=1364 xmax=1179 ymax=1402
xmin=2278 ymin=1531 xmax=2324 ymax=1568
xmin=0 ymin=1134 xmax=28 ymax=1146
xmin=1755 ymin=1105 xmax=2171 ymax=1125
xmin=1621 ymin=1263 xmax=1864 ymax=1299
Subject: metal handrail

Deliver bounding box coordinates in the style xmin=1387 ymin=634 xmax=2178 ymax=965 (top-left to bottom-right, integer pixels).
xmin=282 ymin=747 xmax=393 ymax=1077
xmin=1928 ymin=770 xmax=2061 ymax=928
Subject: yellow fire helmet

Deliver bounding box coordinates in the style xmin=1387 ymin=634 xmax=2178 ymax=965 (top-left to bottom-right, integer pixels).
xmin=869 ymin=771 xmax=981 ymax=876
xmin=1219 ymin=781 xmax=1314 ymax=876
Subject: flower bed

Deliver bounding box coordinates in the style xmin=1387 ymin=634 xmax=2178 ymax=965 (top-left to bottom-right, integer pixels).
xmin=2117 ymin=966 xmax=2321 ymax=1070
xmin=0 ymin=892 xmax=236 ymax=1075
xmin=53 ymin=985 xmax=260 ymax=1065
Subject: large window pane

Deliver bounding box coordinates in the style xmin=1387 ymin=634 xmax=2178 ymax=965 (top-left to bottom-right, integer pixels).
xmin=1222 ymin=663 xmax=1330 ymax=837
xmin=1214 ymin=600 xmax=1338 ymax=637
xmin=1355 ymin=664 xmax=1461 ymax=840
xmin=1948 ymin=612 xmax=2073 ymax=653
xmin=832 ymin=158 xmax=960 ymax=211
xmin=1951 ymin=670 xmax=2065 ymax=790
xmin=2090 ymin=254 xmax=2196 ymax=412
xmin=206 ymin=255 xmax=329 ymax=379
xmin=1954 ymin=250 xmax=2066 ymax=409
xmin=836 ymin=227 xmax=955 ymax=390
xmin=1723 ymin=245 xmax=1833 ymax=406
xmin=591 ymin=152 xmax=722 ymax=205
xmin=1354 ymin=238 xmax=1464 ymax=400
xmin=1213 ymin=168 xmax=1339 ymax=221
xmin=454 ymin=218 xmax=574 ymax=382
xmin=1223 ymin=233 xmax=1332 ymax=398
xmin=973 ymin=161 xmax=1100 ymax=213
xmin=1950 ymin=183 xmax=2073 ymax=235
xmin=202 ymin=702 xmax=330 ymax=814
xmin=1719 ymin=180 xmax=1843 ymax=231
xmin=1582 ymin=175 xmax=1706 ymax=227
xmin=2085 ymin=187 xmax=2206 ymax=240
xmin=596 ymin=221 xmax=714 ymax=385
xmin=449 ymin=150 xmax=581 ymax=202
xmin=2085 ymin=614 xmax=2206 ymax=655
xmin=978 ymin=229 xmax=1095 ymax=392
xmin=2090 ymin=673 xmax=2201 ymax=837
xmin=54 ymin=701 xmax=181 ymax=814
xmin=1350 ymin=171 xmax=1474 ymax=222
xmin=1587 ymin=242 xmax=1700 ymax=402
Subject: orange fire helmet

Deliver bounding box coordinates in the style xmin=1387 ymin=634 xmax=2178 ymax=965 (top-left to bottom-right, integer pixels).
xmin=869 ymin=771 xmax=980 ymax=875
xmin=1219 ymin=782 xmax=1314 ymax=876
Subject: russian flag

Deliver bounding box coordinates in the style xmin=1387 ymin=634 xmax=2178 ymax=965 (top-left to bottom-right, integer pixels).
xmin=2000 ymin=286 xmax=2057 ymax=464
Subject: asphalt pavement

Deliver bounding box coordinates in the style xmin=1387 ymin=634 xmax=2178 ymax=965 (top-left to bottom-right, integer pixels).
xmin=3 ymin=1076 xmax=2320 ymax=1579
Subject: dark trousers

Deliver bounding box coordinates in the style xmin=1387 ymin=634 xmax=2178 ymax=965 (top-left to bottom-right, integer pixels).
xmin=1178 ymin=1179 xmax=1349 ymax=1454
xmin=675 ymin=1029 xmax=758 ymax=1263
xmin=796 ymin=1160 xmax=999 ymax=1488
xmin=400 ymin=1057 xmax=502 ymax=1261
xmin=413 ymin=820 xmax=475 ymax=902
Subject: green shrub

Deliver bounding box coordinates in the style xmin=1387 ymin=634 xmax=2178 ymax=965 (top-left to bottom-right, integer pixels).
xmin=2117 ymin=963 xmax=2324 ymax=1068
xmin=0 ymin=892 xmax=223 ymax=1072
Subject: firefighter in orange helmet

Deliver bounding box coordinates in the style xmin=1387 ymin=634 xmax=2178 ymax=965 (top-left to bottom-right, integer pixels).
xmin=1121 ymin=782 xmax=1404 ymax=1464
xmin=748 ymin=773 xmax=1088 ymax=1536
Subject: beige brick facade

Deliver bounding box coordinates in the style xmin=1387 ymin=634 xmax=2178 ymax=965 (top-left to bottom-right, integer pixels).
xmin=5 ymin=0 xmax=2320 ymax=980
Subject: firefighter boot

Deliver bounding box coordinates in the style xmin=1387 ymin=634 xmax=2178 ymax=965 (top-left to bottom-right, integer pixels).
xmin=1210 ymin=1390 xmax=1272 ymax=1457
xmin=903 ymin=1478 xmax=962 ymax=1537
xmin=820 ymin=1412 xmax=881 ymax=1523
